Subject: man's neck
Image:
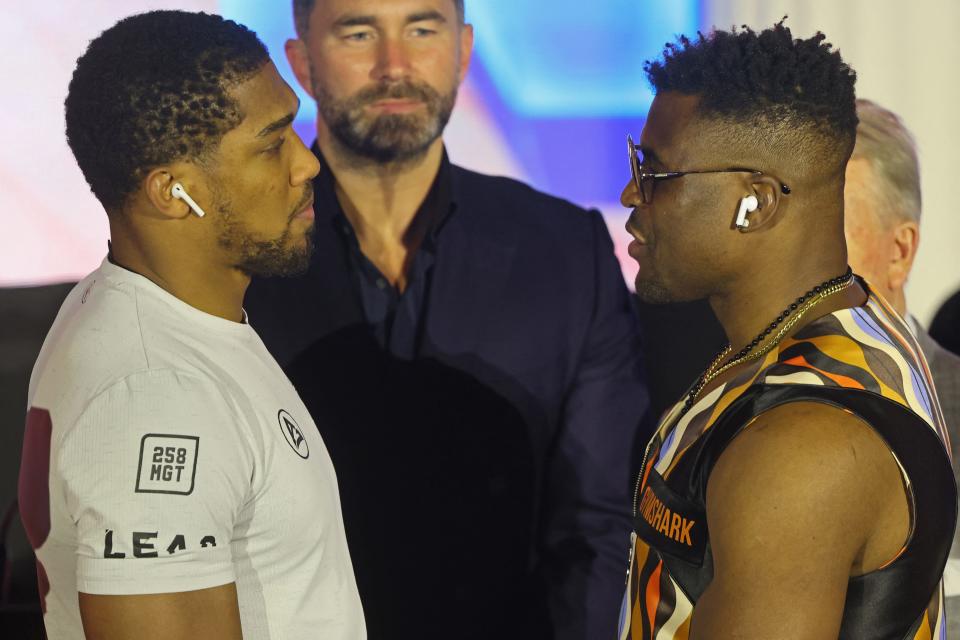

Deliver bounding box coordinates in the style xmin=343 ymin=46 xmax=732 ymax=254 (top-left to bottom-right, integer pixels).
xmin=317 ymin=130 xmax=445 ymax=244
xmin=109 ymin=225 xmax=248 ymax=323
xmin=708 ymin=257 xmax=854 ymax=353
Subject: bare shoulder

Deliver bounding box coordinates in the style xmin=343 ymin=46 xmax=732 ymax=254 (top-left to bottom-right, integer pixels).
xmin=690 ymin=401 xmax=910 ymax=638
xmin=710 ymin=400 xmax=900 ymax=504
xmin=707 ymin=400 xmax=907 ymax=558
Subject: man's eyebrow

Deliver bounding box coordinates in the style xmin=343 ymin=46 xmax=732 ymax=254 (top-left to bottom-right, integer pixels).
xmin=334 ymin=10 xmax=447 ymax=29
xmin=334 ymin=14 xmax=377 ymax=29
xmin=256 ymin=112 xmax=295 ymax=139
xmin=407 ymin=11 xmax=447 ymax=24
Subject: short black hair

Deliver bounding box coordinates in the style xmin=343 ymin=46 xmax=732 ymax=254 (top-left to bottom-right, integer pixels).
xmin=293 ymin=0 xmax=466 ymax=37
xmin=65 ymin=10 xmax=269 ymax=212
xmin=645 ymin=20 xmax=857 ymax=165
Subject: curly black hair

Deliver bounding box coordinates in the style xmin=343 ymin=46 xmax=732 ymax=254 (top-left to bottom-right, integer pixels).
xmin=645 ymin=20 xmax=858 ymax=163
xmin=293 ymin=0 xmax=466 ymax=37
xmin=65 ymin=10 xmax=269 ymax=212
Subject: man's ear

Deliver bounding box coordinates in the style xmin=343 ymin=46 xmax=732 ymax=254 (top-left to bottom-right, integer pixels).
xmin=285 ymin=38 xmax=315 ymax=99
xmin=887 ymin=220 xmax=920 ymax=290
xmin=734 ymin=175 xmax=786 ymax=231
xmin=143 ymin=167 xmax=199 ymax=220
xmin=458 ymin=24 xmax=474 ymax=84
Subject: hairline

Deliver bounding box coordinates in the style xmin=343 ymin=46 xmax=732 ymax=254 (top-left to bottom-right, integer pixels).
xmin=294 ymin=0 xmax=466 ymax=37
xmin=131 ymin=60 xmax=271 ymax=196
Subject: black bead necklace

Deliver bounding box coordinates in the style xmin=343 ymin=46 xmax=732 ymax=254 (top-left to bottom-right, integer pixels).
xmin=682 ymin=267 xmax=855 ymax=414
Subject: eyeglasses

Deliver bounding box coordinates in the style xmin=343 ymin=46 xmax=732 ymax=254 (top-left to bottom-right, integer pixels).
xmin=627 ymin=134 xmax=791 ymax=204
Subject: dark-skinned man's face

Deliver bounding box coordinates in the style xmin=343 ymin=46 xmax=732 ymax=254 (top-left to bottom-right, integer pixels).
xmin=622 ymin=92 xmax=751 ymax=303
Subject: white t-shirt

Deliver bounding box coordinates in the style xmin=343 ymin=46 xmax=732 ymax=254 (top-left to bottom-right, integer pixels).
xmin=19 ymin=258 xmax=366 ymax=639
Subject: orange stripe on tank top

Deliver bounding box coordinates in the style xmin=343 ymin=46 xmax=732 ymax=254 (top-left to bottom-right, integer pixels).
xmin=781 ymin=355 xmax=866 ymax=389
xmin=646 ymin=560 xmax=663 ymax=638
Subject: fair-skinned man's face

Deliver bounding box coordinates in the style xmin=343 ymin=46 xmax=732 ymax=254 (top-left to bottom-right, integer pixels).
xmin=843 ymin=157 xmax=918 ymax=313
xmin=202 ymin=62 xmax=321 ymax=276
xmin=288 ymin=0 xmax=473 ymax=163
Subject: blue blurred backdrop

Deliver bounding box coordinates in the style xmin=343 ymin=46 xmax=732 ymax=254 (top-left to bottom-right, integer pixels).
xmin=219 ymin=0 xmax=700 ymax=207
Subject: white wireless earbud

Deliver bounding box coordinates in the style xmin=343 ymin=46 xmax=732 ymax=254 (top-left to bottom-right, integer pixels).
xmin=171 ymin=182 xmax=207 ymax=218
xmin=735 ymin=195 xmax=759 ymax=230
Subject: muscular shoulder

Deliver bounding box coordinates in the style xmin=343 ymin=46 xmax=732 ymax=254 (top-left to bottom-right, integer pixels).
xmin=712 ymin=401 xmax=896 ymax=487
xmin=707 ymin=401 xmax=908 ymax=573
xmin=691 ymin=401 xmax=910 ymax=637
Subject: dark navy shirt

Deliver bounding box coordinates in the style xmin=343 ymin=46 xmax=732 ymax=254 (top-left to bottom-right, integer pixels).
xmin=320 ymin=148 xmax=453 ymax=360
xmin=245 ymin=146 xmax=650 ymax=640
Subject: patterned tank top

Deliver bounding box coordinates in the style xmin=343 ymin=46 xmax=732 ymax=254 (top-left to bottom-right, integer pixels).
xmin=618 ymin=285 xmax=956 ymax=640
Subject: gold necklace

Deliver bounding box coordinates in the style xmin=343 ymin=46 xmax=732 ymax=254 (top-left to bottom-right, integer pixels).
xmin=683 ymin=269 xmax=856 ymax=413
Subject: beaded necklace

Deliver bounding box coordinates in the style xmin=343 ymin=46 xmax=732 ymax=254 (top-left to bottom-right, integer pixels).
xmin=682 ymin=268 xmax=856 ymax=414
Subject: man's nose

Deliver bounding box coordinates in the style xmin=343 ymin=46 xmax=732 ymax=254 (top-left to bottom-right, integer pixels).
xmin=291 ymin=134 xmax=321 ymax=185
xmin=621 ymin=178 xmax=642 ymax=209
xmin=373 ymin=38 xmax=412 ymax=82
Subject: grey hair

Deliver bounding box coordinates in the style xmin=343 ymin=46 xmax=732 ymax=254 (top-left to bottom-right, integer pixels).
xmin=850 ymin=98 xmax=922 ymax=224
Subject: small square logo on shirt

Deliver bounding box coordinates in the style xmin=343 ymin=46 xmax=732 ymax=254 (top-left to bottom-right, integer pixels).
xmin=135 ymin=434 xmax=199 ymax=495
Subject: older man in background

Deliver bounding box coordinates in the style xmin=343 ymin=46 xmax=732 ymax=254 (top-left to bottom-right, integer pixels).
xmin=844 ymin=97 xmax=960 ymax=630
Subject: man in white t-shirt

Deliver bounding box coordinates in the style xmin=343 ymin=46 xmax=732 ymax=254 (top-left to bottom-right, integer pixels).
xmin=17 ymin=10 xmax=366 ymax=639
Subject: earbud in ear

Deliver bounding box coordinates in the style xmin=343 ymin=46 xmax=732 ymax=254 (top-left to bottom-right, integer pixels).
xmin=735 ymin=195 xmax=759 ymax=230
xmin=171 ymin=182 xmax=207 ymax=218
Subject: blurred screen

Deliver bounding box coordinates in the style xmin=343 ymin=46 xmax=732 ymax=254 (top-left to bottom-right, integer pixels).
xmin=0 ymin=1 xmax=699 ymax=286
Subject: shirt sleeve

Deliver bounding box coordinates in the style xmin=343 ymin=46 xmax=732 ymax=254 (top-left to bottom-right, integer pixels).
xmin=56 ymin=369 xmax=254 ymax=595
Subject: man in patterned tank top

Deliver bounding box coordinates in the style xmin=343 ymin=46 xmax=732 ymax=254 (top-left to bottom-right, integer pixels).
xmin=618 ymin=21 xmax=956 ymax=640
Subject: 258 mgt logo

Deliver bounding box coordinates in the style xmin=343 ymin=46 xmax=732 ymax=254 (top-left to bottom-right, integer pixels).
xmin=135 ymin=434 xmax=199 ymax=495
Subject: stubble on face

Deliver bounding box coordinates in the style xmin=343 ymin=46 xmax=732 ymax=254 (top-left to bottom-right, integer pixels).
xmin=635 ymin=278 xmax=674 ymax=304
xmin=211 ymin=182 xmax=316 ymax=278
xmin=312 ymin=70 xmax=457 ymax=168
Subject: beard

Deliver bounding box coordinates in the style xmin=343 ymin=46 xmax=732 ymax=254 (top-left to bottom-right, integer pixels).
xmin=634 ymin=278 xmax=675 ymax=304
xmin=312 ymin=74 xmax=457 ymax=165
xmin=212 ymin=185 xmax=315 ymax=278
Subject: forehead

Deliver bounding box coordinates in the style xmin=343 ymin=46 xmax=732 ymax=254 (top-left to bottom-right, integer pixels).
xmin=639 ymin=92 xmax=711 ymax=164
xmin=308 ymin=0 xmax=458 ymax=26
xmin=843 ymin=158 xmax=883 ymax=223
xmin=223 ymin=63 xmax=297 ymax=140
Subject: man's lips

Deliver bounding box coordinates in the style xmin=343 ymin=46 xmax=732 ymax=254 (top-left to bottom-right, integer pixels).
xmin=293 ymin=198 xmax=315 ymax=221
xmin=369 ymin=98 xmax=423 ymax=113
xmin=628 ymin=239 xmax=649 ymax=260
xmin=625 ymin=217 xmax=649 ymax=259
xmin=625 ymin=217 xmax=647 ymax=244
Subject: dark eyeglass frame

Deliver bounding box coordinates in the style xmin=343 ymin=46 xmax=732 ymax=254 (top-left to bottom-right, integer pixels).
xmin=627 ymin=134 xmax=791 ymax=205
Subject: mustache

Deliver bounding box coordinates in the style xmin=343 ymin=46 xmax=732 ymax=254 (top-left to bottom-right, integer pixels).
xmin=288 ymin=184 xmax=315 ymax=220
xmin=352 ymin=80 xmax=439 ymax=106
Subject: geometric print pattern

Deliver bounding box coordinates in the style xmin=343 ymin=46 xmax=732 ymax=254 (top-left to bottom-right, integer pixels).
xmin=619 ymin=288 xmax=950 ymax=639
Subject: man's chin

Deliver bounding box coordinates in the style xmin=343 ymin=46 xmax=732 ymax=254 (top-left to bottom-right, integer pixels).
xmin=345 ymin=132 xmax=435 ymax=165
xmin=239 ymin=244 xmax=313 ymax=279
xmin=634 ymin=278 xmax=675 ymax=305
